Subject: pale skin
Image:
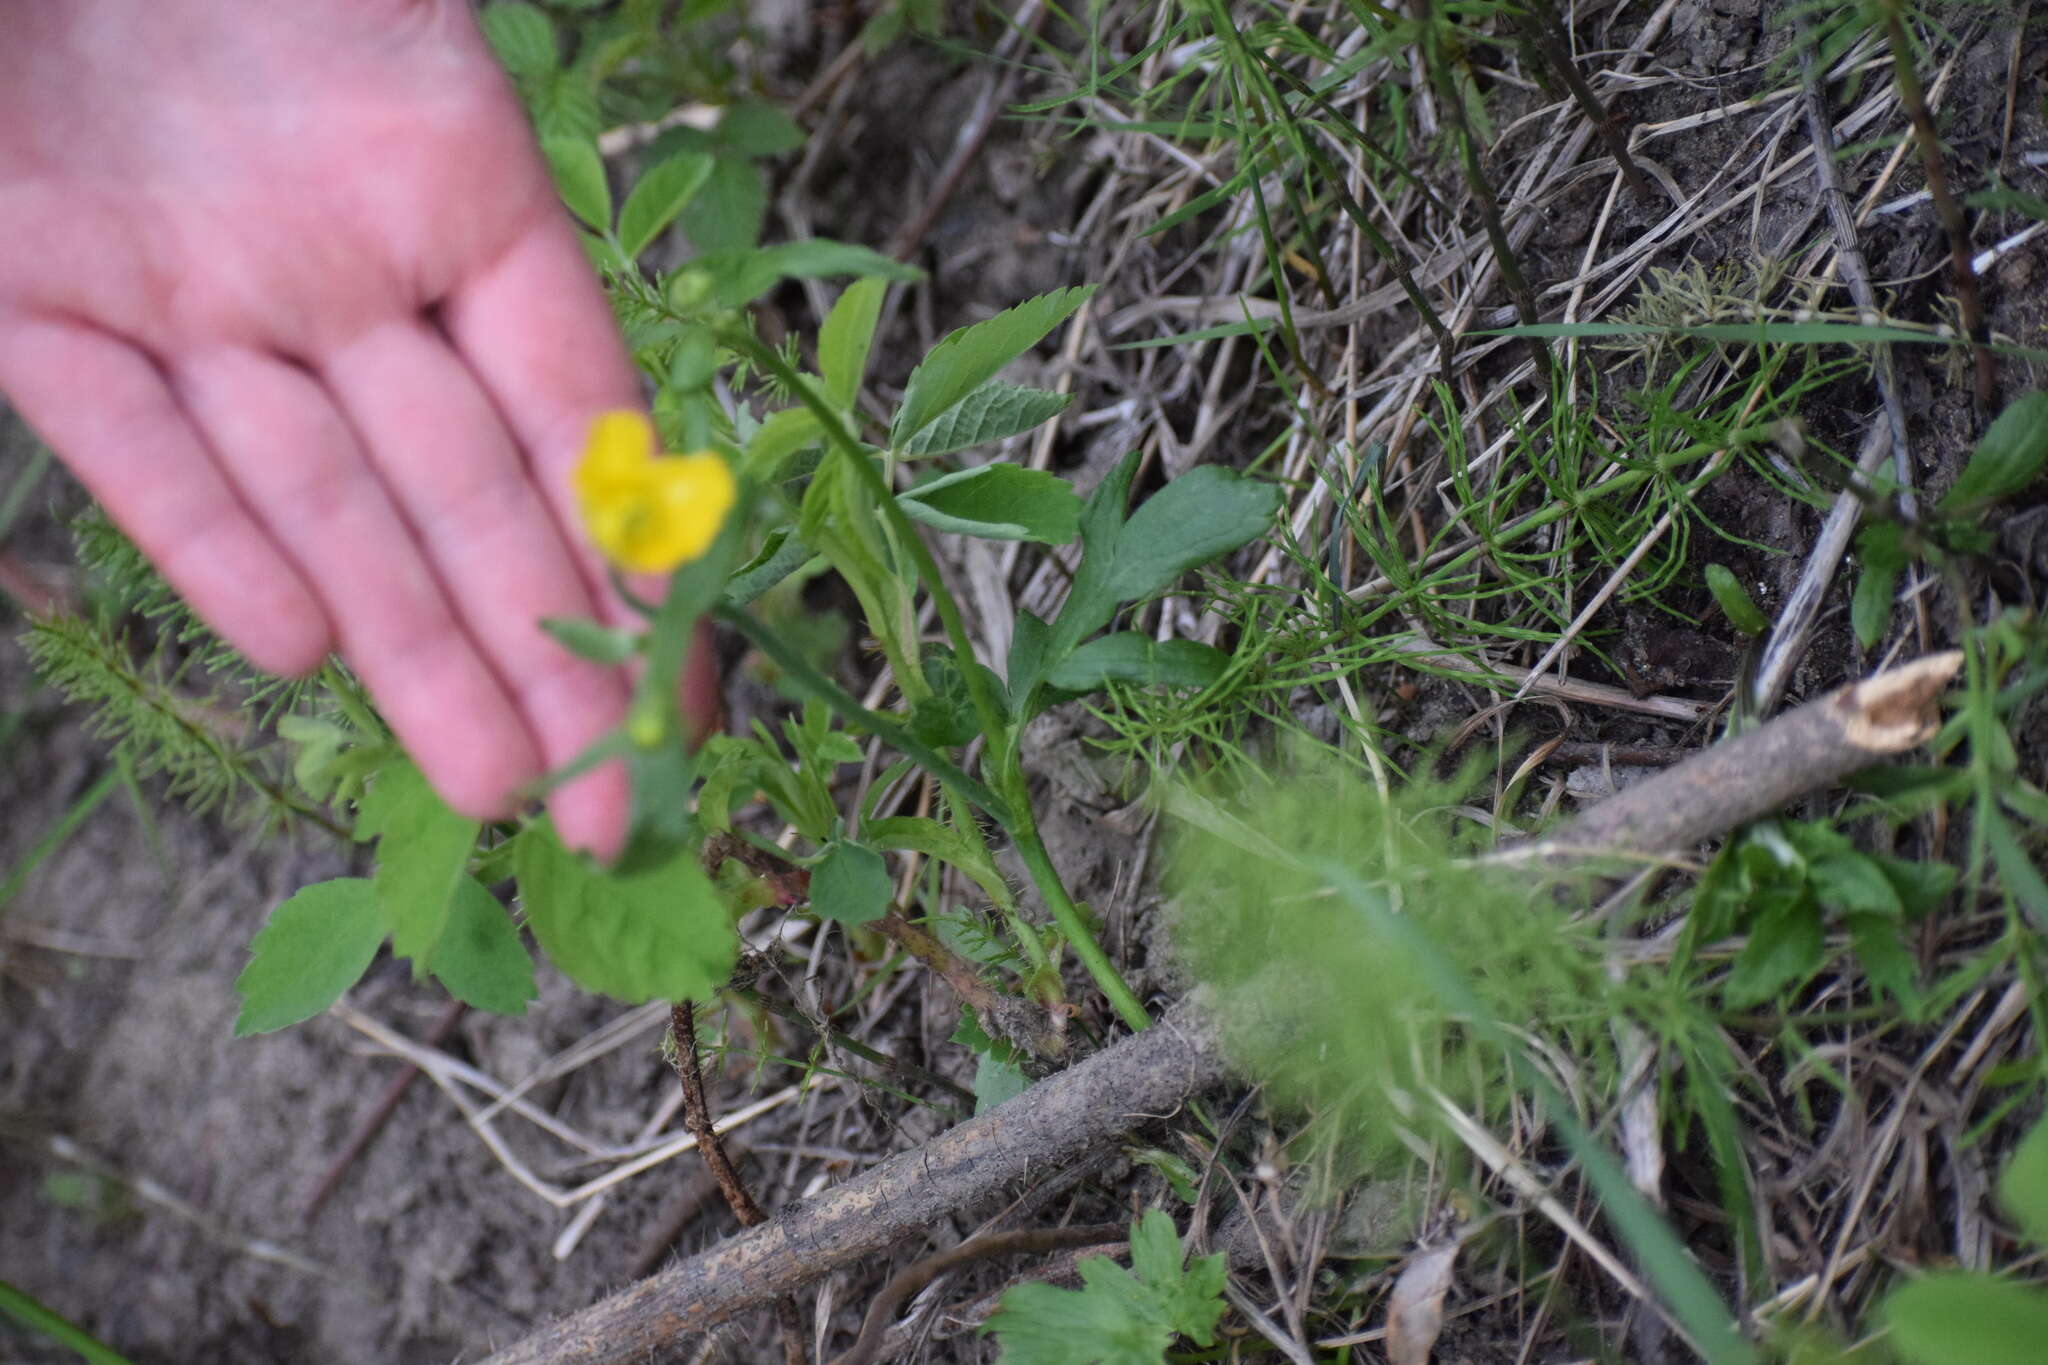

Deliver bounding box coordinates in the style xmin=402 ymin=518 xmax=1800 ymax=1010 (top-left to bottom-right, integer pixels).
xmin=0 ymin=0 xmax=713 ymax=858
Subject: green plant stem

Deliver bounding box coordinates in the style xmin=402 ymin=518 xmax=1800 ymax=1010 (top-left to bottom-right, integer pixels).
xmin=719 ymin=329 xmax=1151 ymax=1029
xmin=713 ymin=601 xmax=1008 ymax=824
xmin=1006 ymin=771 xmax=1152 ymax=1032
xmin=719 ymin=328 xmax=1009 ymax=742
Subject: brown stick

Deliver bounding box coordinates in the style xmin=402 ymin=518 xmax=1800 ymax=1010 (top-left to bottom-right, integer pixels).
xmin=670 ymin=1002 xmax=807 ymax=1364
xmin=1881 ymin=5 xmax=1996 ymax=407
xmin=1513 ymin=652 xmax=1962 ymax=862
xmin=481 ymin=1003 xmax=1226 ymax=1365
xmin=482 ymin=655 xmax=1963 ymax=1365
xmin=670 ymin=1003 xmax=765 ymax=1228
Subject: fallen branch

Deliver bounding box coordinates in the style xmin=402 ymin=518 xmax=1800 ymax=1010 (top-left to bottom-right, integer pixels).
xmin=481 ymin=1004 xmax=1227 ymax=1365
xmin=1514 ymin=651 xmax=1961 ymax=862
xmin=482 ymin=653 xmax=1962 ymax=1365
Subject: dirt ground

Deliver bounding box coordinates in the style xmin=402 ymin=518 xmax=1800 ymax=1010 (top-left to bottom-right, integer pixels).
xmin=4 ymin=2 xmax=2047 ymax=1363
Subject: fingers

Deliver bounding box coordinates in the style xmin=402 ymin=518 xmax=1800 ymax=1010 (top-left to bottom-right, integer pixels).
xmin=434 ymin=218 xmax=645 ymax=620
xmin=0 ymin=315 xmax=332 ymax=675
xmin=171 ymin=344 xmax=543 ymax=823
xmin=318 ymin=319 xmax=633 ymax=855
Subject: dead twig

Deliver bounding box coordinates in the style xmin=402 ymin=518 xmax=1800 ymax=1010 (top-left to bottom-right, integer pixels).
xmin=669 ymin=1001 xmax=804 ymax=1365
xmin=1511 ymin=652 xmax=1962 ymax=862
xmin=479 ymin=1004 xmax=1226 ymax=1365
xmin=1879 ymin=3 xmax=1996 ymax=407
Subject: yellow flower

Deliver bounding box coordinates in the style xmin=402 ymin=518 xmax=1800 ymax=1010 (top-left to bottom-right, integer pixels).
xmin=572 ymin=411 xmax=736 ymax=574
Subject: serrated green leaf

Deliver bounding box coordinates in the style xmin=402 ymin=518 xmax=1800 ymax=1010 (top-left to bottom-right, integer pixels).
xmin=893 ymin=286 xmax=1097 ymax=444
xmin=811 ymin=840 xmax=892 ymax=926
xmin=234 ymin=879 xmax=386 ymax=1036
xmin=541 ymin=135 xmax=611 ymax=232
xmin=898 ymin=465 xmax=1082 ymax=543
xmin=617 ymin=151 xmax=714 ymax=258
xmin=1852 ymin=559 xmax=1898 ymax=650
xmin=1941 ymin=391 xmax=2048 ymax=512
xmin=1705 ymin=563 xmax=1769 ymax=635
xmin=540 ymin=616 xmax=641 ymax=664
xmin=354 ymin=758 xmax=479 ymax=967
xmin=899 ymin=384 xmax=1072 ymax=458
xmin=424 ymin=876 xmax=536 ymax=1016
xmin=715 ymin=102 xmax=806 ymax=155
xmin=680 ymin=152 xmax=764 ymax=252
xmin=479 ymin=1 xmax=557 ymax=78
xmin=1999 ymin=1115 xmax=2048 ymax=1248
xmin=985 ymin=1209 xmax=1224 ymax=1364
xmin=1884 ymin=1272 xmax=2048 ymax=1365
xmin=1847 ymin=914 xmax=1920 ymax=1014
xmin=1046 ymin=634 xmax=1227 ymax=693
xmin=1987 ymin=806 xmax=2048 ymax=929
xmin=973 ymin=1051 xmax=1030 ymax=1113
xmin=1723 ymin=898 xmax=1824 ymax=1007
xmin=1105 ymin=466 xmax=1280 ymax=602
xmin=742 ymin=405 xmax=824 ymax=482
xmin=820 ymin=278 xmax=887 ymax=411
xmin=1810 ymin=852 xmax=1903 ymax=917
xmin=513 ymin=822 xmax=736 ymax=1004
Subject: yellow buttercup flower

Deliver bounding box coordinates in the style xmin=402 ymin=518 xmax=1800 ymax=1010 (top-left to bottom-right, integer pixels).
xmin=572 ymin=411 xmax=736 ymax=574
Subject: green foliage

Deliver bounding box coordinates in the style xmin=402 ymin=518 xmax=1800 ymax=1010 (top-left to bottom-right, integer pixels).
xmin=426 ymin=877 xmax=538 ymax=1016
xmin=984 ymin=1210 xmax=1226 ymax=1365
xmin=541 ymin=134 xmax=611 ymax=232
xmin=1940 ymin=390 xmax=2048 ymax=513
xmin=810 ymin=839 xmax=892 ymax=926
xmin=1688 ymin=819 xmax=1950 ymax=1014
xmin=0 ymin=1278 xmax=135 ymax=1365
xmin=898 ymin=465 xmax=1082 ymax=543
xmin=1707 ymin=562 xmax=1770 ymax=635
xmin=616 ymin=151 xmax=714 ymax=259
xmin=892 ymin=287 xmax=1097 ymax=444
xmin=355 ymin=757 xmax=480 ymax=967
xmin=233 ymin=879 xmax=387 ymax=1036
xmin=899 ymin=384 xmax=1073 ymax=459
xmin=512 ymin=822 xmax=736 ymax=1004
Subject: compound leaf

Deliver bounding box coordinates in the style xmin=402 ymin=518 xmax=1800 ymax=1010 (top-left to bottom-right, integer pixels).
xmin=986 ymin=1210 xmax=1224 ymax=1365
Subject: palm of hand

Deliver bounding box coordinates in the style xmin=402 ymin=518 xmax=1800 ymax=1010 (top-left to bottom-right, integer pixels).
xmin=0 ymin=1 xmax=673 ymax=855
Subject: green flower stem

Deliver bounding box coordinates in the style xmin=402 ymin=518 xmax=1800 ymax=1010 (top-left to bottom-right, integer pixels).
xmin=719 ymin=329 xmax=1008 ymax=742
xmin=1005 ymin=769 xmax=1152 ymax=1032
xmin=718 ymin=328 xmax=1150 ymax=1029
xmin=714 ymin=602 xmax=1009 ymax=826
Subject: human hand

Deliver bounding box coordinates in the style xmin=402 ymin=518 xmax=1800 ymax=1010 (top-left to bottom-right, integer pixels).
xmin=0 ymin=0 xmax=710 ymax=857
